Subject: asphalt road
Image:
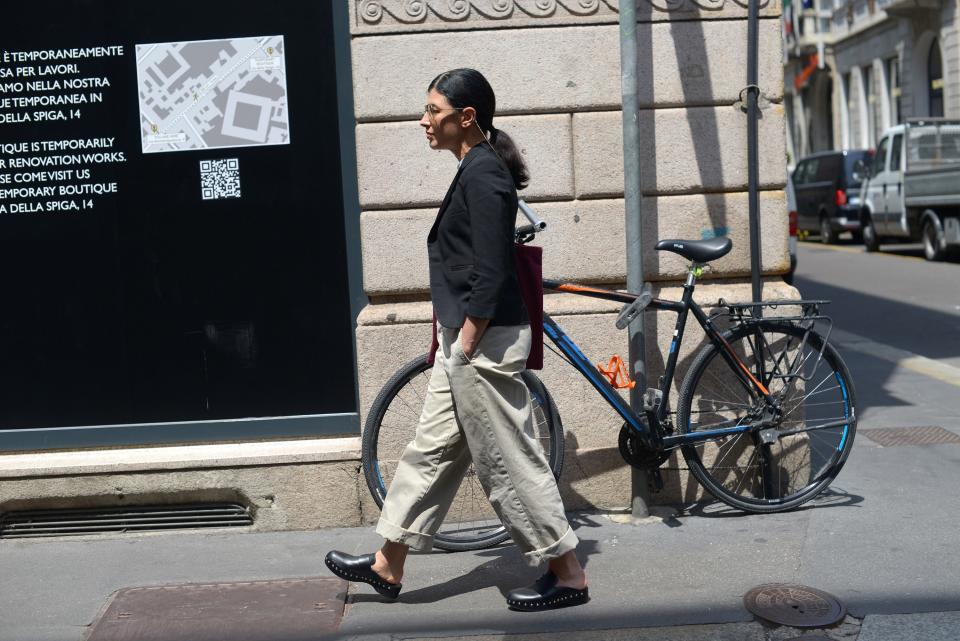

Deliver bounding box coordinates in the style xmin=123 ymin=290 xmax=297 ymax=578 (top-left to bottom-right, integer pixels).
xmin=793 ymin=239 xmax=960 ymax=431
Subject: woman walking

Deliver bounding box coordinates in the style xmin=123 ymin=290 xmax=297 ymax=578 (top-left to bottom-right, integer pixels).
xmin=325 ymin=68 xmax=588 ymax=611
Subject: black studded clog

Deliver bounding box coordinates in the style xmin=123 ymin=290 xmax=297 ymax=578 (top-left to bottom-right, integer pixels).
xmin=506 ymin=571 xmax=589 ymax=612
xmin=325 ymin=550 xmax=402 ymax=599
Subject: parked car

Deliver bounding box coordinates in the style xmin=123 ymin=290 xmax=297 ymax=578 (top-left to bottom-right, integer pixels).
xmin=791 ymin=149 xmax=873 ymax=243
xmin=856 ymin=118 xmax=960 ymax=260
xmin=785 ymin=173 xmax=798 ymax=285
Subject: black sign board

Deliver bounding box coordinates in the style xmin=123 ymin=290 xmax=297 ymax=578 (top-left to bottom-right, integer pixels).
xmin=0 ymin=2 xmax=357 ymax=433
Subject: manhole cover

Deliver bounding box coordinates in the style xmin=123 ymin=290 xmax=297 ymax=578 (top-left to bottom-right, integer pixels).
xmin=744 ymin=583 xmax=845 ymax=628
xmin=862 ymin=426 xmax=960 ymax=447
xmin=86 ymin=577 xmax=346 ymax=641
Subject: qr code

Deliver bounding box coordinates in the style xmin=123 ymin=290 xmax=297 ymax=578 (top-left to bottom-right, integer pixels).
xmin=200 ymin=159 xmax=241 ymax=200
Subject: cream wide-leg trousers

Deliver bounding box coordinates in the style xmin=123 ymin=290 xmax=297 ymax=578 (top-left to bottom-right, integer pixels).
xmin=375 ymin=323 xmax=578 ymax=567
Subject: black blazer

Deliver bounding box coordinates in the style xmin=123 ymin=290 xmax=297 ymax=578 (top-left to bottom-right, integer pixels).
xmin=427 ymin=143 xmax=528 ymax=329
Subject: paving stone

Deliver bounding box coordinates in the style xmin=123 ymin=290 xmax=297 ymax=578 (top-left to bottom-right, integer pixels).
xmin=856 ymin=612 xmax=960 ymax=641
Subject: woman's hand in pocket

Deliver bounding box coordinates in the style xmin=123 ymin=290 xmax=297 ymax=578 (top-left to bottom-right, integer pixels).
xmin=460 ymin=315 xmax=490 ymax=359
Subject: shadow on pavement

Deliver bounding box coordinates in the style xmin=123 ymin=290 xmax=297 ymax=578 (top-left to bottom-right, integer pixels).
xmin=792 ymin=273 xmax=960 ymax=417
xmin=348 ymin=539 xmax=600 ymax=606
xmin=676 ymin=486 xmax=865 ymax=519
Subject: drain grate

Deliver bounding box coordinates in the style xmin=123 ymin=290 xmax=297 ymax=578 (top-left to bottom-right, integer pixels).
xmin=0 ymin=503 xmax=252 ymax=539
xmin=862 ymin=426 xmax=960 ymax=447
xmin=744 ymin=583 xmax=845 ymax=628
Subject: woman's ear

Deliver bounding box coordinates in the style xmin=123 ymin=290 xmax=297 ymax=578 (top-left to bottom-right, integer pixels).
xmin=460 ymin=106 xmax=477 ymax=130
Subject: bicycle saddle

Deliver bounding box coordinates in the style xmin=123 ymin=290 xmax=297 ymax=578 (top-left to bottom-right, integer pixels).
xmin=655 ymin=237 xmax=732 ymax=263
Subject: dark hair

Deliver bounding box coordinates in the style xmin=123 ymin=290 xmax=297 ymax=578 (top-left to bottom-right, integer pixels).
xmin=428 ymin=68 xmax=530 ymax=190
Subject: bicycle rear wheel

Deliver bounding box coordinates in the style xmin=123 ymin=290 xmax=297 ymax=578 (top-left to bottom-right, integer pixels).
xmin=676 ymin=322 xmax=856 ymax=513
xmin=362 ymin=353 xmax=564 ymax=551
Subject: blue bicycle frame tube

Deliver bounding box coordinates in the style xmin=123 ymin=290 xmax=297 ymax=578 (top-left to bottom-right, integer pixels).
xmin=541 ymin=314 xmax=661 ymax=450
xmin=542 ymin=312 xmax=755 ymax=451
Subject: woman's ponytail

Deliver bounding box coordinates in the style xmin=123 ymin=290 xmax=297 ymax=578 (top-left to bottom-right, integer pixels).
xmin=488 ymin=126 xmax=529 ymax=191
xmin=428 ymin=68 xmax=530 ymax=191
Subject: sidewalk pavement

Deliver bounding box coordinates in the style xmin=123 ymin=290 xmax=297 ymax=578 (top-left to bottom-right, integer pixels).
xmin=2 ymin=429 xmax=959 ymax=641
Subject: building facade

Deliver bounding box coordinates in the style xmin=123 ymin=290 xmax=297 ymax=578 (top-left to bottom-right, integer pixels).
xmin=1 ymin=1 xmax=792 ymax=533
xmin=784 ymin=0 xmax=959 ymax=163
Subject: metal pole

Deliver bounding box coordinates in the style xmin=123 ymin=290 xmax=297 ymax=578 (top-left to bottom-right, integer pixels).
xmin=619 ymin=0 xmax=651 ymax=517
xmin=747 ymin=0 xmax=762 ymax=305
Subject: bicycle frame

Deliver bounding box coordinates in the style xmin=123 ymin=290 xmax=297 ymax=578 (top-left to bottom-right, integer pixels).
xmin=542 ymin=272 xmax=776 ymax=453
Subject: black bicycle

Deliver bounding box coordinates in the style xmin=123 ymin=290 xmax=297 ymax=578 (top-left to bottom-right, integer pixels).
xmin=363 ymin=206 xmax=857 ymax=551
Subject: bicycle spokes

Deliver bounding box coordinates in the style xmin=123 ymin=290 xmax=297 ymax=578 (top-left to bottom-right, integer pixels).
xmin=678 ymin=323 xmax=856 ymax=510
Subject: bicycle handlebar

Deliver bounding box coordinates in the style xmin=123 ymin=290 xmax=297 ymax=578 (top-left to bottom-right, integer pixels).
xmin=515 ymin=200 xmax=547 ymax=244
xmin=518 ymin=200 xmax=546 ymax=232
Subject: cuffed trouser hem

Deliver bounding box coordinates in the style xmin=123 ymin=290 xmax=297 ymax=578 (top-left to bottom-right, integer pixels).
xmin=375 ymin=516 xmax=434 ymax=552
xmin=520 ymin=525 xmax=579 ymax=567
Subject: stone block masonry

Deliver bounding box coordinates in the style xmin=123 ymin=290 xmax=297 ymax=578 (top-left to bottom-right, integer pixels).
xmin=351 ymin=20 xmax=783 ymax=121
xmin=361 ymin=192 xmax=789 ymax=295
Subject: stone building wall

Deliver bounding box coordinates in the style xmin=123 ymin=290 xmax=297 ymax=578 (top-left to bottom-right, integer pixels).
xmin=349 ymin=0 xmax=792 ymax=514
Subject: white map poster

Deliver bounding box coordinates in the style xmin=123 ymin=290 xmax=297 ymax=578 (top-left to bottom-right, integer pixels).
xmin=136 ymin=35 xmax=290 ymax=153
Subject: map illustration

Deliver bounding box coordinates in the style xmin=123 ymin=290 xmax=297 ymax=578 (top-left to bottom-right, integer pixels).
xmin=136 ymin=35 xmax=290 ymax=153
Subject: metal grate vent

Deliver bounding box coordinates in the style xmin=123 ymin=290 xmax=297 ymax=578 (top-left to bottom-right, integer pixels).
xmin=0 ymin=503 xmax=253 ymax=539
xmin=862 ymin=426 xmax=960 ymax=447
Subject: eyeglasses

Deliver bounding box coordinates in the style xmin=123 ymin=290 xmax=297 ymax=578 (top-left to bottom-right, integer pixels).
xmin=423 ymin=104 xmax=463 ymax=121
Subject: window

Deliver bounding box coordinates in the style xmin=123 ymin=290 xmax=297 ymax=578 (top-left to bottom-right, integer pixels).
xmin=908 ymin=123 xmax=960 ymax=170
xmin=889 ymin=134 xmax=903 ymax=173
xmin=815 ymin=154 xmax=842 ymax=182
xmin=796 ymin=158 xmax=821 ymax=184
xmin=874 ymin=136 xmax=889 ymax=173
xmin=792 ymin=161 xmax=807 ymax=185
xmin=845 ymin=151 xmax=871 ymax=187
xmin=929 ymin=38 xmax=944 ymax=118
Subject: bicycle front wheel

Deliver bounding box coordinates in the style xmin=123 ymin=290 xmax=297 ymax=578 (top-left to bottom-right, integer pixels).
xmin=676 ymin=322 xmax=856 ymax=513
xmin=362 ymin=353 xmax=564 ymax=551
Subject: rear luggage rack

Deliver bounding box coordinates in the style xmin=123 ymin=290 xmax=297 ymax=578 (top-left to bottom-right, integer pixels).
xmin=718 ymin=298 xmax=830 ymax=316
xmin=713 ymin=299 xmax=835 ymax=383
xmin=715 ymin=298 xmax=832 ymax=328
